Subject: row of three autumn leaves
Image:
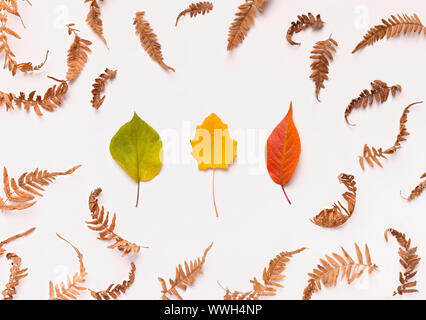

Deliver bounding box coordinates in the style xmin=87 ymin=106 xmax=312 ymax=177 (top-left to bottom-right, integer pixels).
xmin=111 ymin=105 xmax=299 ymax=217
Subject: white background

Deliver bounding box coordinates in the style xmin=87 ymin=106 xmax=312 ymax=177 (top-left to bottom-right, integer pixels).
xmin=0 ymin=0 xmax=425 ymax=300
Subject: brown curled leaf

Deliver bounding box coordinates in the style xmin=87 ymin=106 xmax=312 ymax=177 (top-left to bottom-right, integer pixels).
xmin=2 ymin=253 xmax=28 ymax=300
xmin=311 ymin=174 xmax=357 ymax=228
xmin=176 ymin=2 xmax=213 ymax=27
xmin=286 ymin=13 xmax=325 ymax=46
xmin=0 ymin=227 xmax=36 ymax=256
xmin=402 ymin=173 xmax=426 ymax=201
xmin=66 ymin=24 xmax=92 ymax=81
xmin=85 ymin=0 xmax=107 ymax=46
xmin=91 ymin=68 xmax=117 ymax=109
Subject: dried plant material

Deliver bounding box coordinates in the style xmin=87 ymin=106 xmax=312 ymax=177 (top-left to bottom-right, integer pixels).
xmin=310 ymin=36 xmax=338 ymax=101
xmin=134 ymin=11 xmax=175 ymax=72
xmin=222 ymin=248 xmax=306 ymax=300
xmin=2 ymin=253 xmax=28 ymax=300
xmin=227 ymin=0 xmax=266 ymax=51
xmin=176 ymin=2 xmax=213 ymax=27
xmin=0 ymin=166 xmax=80 ymax=212
xmin=91 ymin=68 xmax=117 ymax=109
xmin=402 ymin=173 xmax=426 ymax=201
xmin=190 ymin=114 xmax=238 ymax=218
xmin=286 ymin=13 xmax=325 ymax=46
xmin=0 ymin=0 xmax=49 ymax=75
xmin=158 ymin=242 xmax=213 ymax=300
xmin=302 ymin=243 xmax=378 ymax=300
xmin=66 ymin=24 xmax=92 ymax=81
xmin=385 ymin=229 xmax=421 ymax=296
xmin=87 ymin=188 xmax=147 ymax=257
xmin=0 ymin=227 xmax=35 ymax=256
xmin=266 ymin=103 xmax=301 ymax=205
xmin=0 ymin=76 xmax=69 ymax=116
xmin=359 ymin=102 xmax=422 ymax=170
xmin=49 ymin=234 xmax=88 ymax=300
xmin=85 ymin=0 xmax=107 ymax=46
xmin=90 ymin=262 xmax=136 ymax=300
xmin=345 ymin=81 xmax=402 ymax=126
xmin=353 ymin=14 xmax=426 ymax=54
xmin=311 ymin=174 xmax=357 ymax=228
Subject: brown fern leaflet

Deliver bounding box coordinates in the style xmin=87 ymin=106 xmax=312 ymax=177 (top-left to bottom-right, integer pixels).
xmin=2 ymin=253 xmax=28 ymax=300
xmin=353 ymin=14 xmax=426 ymax=53
xmin=385 ymin=229 xmax=421 ymax=296
xmin=345 ymin=81 xmax=402 ymax=126
xmin=87 ymin=188 xmax=147 ymax=257
xmin=359 ymin=102 xmax=422 ymax=170
xmin=176 ymin=2 xmax=213 ymax=27
xmin=310 ymin=36 xmax=338 ymax=101
xmin=302 ymin=243 xmax=378 ymax=300
xmin=158 ymin=242 xmax=213 ymax=300
xmin=311 ymin=174 xmax=357 ymax=228
xmin=91 ymin=68 xmax=117 ymax=109
xmin=85 ymin=0 xmax=107 ymax=46
xmin=0 ymin=76 xmax=69 ymax=116
xmin=0 ymin=0 xmax=48 ymax=75
xmin=134 ymin=11 xmax=175 ymax=72
xmin=0 ymin=227 xmax=35 ymax=257
xmin=286 ymin=13 xmax=325 ymax=46
xmin=222 ymin=247 xmax=306 ymax=300
xmin=66 ymin=24 xmax=92 ymax=81
xmin=90 ymin=262 xmax=136 ymax=300
xmin=227 ymin=0 xmax=266 ymax=51
xmin=0 ymin=166 xmax=80 ymax=212
xmin=49 ymin=234 xmax=88 ymax=300
xmin=402 ymin=173 xmax=426 ymax=201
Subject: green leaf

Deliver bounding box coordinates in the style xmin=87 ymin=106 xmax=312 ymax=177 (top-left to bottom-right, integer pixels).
xmin=110 ymin=113 xmax=163 ymax=207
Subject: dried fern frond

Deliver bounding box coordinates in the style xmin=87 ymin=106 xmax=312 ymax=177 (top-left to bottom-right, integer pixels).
xmin=359 ymin=102 xmax=422 ymax=170
xmin=286 ymin=13 xmax=325 ymax=46
xmin=345 ymin=81 xmax=402 ymax=126
xmin=176 ymin=2 xmax=213 ymax=27
xmin=227 ymin=0 xmax=266 ymax=51
xmin=91 ymin=68 xmax=116 ymax=109
xmin=0 ymin=76 xmax=69 ymax=116
xmin=402 ymin=173 xmax=426 ymax=201
xmin=90 ymin=262 xmax=136 ymax=300
xmin=49 ymin=234 xmax=88 ymax=300
xmin=0 ymin=165 xmax=80 ymax=212
xmin=311 ymin=174 xmax=357 ymax=228
xmin=310 ymin=36 xmax=338 ymax=101
xmin=2 ymin=253 xmax=28 ymax=300
xmin=0 ymin=227 xmax=35 ymax=256
xmin=353 ymin=14 xmax=426 ymax=54
xmin=159 ymin=242 xmax=213 ymax=300
xmin=302 ymin=243 xmax=378 ymax=300
xmin=85 ymin=0 xmax=107 ymax=46
xmin=66 ymin=24 xmax=92 ymax=81
xmin=134 ymin=11 xmax=175 ymax=72
xmin=385 ymin=229 xmax=421 ymax=296
xmin=87 ymin=188 xmax=146 ymax=257
xmin=223 ymin=247 xmax=306 ymax=300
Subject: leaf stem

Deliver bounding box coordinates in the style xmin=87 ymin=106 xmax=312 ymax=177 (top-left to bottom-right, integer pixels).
xmin=136 ymin=182 xmax=140 ymax=208
xmin=281 ymin=186 xmax=292 ymax=205
xmin=212 ymin=168 xmax=219 ymax=218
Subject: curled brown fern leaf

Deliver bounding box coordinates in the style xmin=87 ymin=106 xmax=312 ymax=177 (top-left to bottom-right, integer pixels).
xmin=311 ymin=174 xmax=357 ymax=228
xmin=227 ymin=0 xmax=266 ymax=51
xmin=90 ymin=262 xmax=136 ymax=300
xmin=302 ymin=243 xmax=378 ymax=300
xmin=286 ymin=13 xmax=325 ymax=46
xmin=359 ymin=102 xmax=422 ymax=170
xmin=176 ymin=2 xmax=213 ymax=27
xmin=345 ymin=81 xmax=402 ymax=126
xmin=402 ymin=173 xmax=426 ymax=201
xmin=2 ymin=253 xmax=28 ymax=300
xmin=49 ymin=234 xmax=88 ymax=300
xmin=222 ymin=247 xmax=306 ymax=300
xmin=310 ymin=36 xmax=338 ymax=101
xmin=66 ymin=24 xmax=92 ymax=81
xmin=85 ymin=0 xmax=107 ymax=46
xmin=87 ymin=188 xmax=147 ymax=257
xmin=0 ymin=166 xmax=80 ymax=212
xmin=0 ymin=227 xmax=35 ymax=257
xmin=385 ymin=229 xmax=421 ymax=296
xmin=353 ymin=14 xmax=426 ymax=53
xmin=158 ymin=242 xmax=213 ymax=300
xmin=0 ymin=76 xmax=69 ymax=116
xmin=91 ymin=68 xmax=117 ymax=109
xmin=134 ymin=11 xmax=175 ymax=72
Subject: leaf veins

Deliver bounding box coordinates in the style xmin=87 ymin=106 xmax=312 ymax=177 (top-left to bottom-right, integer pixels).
xmin=286 ymin=13 xmax=325 ymax=46
xmin=2 ymin=253 xmax=28 ymax=300
xmin=402 ymin=173 xmax=426 ymax=201
xmin=91 ymin=68 xmax=117 ymax=109
xmin=176 ymin=2 xmax=213 ymax=27
xmin=85 ymin=0 xmax=107 ymax=46
xmin=66 ymin=24 xmax=92 ymax=81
